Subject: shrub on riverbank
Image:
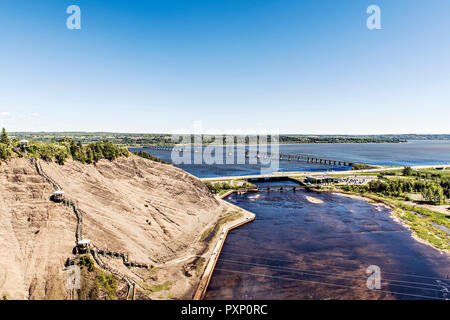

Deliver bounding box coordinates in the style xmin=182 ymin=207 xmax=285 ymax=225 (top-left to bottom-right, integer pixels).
xmin=204 ymin=181 xmax=255 ymax=195
xmin=58 ymin=138 xmax=130 ymax=163
xmin=402 ymin=166 xmax=414 ymax=176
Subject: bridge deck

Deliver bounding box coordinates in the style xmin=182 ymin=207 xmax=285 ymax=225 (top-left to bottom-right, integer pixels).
xmin=199 ymin=164 xmax=450 ymax=182
xmin=256 ymin=185 xmax=303 ymax=190
xmin=143 ymin=146 xmax=353 ymax=166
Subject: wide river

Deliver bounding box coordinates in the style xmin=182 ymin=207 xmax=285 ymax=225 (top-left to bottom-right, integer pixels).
xmin=132 ymin=140 xmax=450 ymax=178
xmin=132 ymin=140 xmax=450 ymax=299
xmin=206 ymin=184 xmax=450 ymax=300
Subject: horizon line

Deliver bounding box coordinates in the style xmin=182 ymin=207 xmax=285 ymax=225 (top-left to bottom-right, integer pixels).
xmin=7 ymin=131 xmax=450 ymax=136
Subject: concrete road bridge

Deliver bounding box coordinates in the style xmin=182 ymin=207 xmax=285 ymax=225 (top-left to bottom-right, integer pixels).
xmin=144 ymin=146 xmax=355 ymax=167
xmin=200 ymin=164 xmax=450 ymax=182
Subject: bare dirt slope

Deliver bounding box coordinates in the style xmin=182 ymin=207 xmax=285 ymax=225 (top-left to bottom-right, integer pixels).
xmin=0 ymin=156 xmax=228 ymax=299
xmin=0 ymin=158 xmax=76 ymax=300
xmin=40 ymin=156 xmax=227 ymax=262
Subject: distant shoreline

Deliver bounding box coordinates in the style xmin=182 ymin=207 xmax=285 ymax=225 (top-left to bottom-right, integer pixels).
xmin=10 ymin=131 xmax=450 ymax=148
xmin=11 ymin=132 xmax=450 ymax=147
xmin=131 ymin=140 xmax=406 ymax=148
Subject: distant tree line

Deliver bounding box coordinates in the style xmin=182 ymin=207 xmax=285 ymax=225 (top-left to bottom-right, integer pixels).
xmin=8 ymin=131 xmax=408 ymax=147
xmin=26 ymin=138 xmax=130 ymax=165
xmin=0 ymin=128 xmax=130 ymax=165
xmin=53 ymin=137 xmax=130 ymax=164
xmin=0 ymin=128 xmax=187 ymax=166
xmin=132 ymin=150 xmax=169 ymax=164
xmin=278 ymin=136 xmax=405 ymax=144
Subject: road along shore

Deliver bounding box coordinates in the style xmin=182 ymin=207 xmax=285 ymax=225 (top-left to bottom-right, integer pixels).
xmin=193 ymin=191 xmax=256 ymax=300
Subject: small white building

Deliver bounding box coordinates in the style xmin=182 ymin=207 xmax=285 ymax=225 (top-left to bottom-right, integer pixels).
xmin=78 ymin=239 xmax=91 ymax=246
xmin=52 ymin=190 xmax=65 ymax=202
xmin=18 ymin=139 xmax=29 ymax=149
xmin=305 ymin=176 xmax=338 ymax=184
xmin=77 ymin=239 xmax=91 ymax=253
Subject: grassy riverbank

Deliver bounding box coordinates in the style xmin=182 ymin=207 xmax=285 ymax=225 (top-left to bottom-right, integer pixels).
xmin=204 ymin=167 xmax=450 ymax=252
xmin=306 ymin=167 xmax=450 ymax=251
xmin=330 ymin=191 xmax=450 ymax=251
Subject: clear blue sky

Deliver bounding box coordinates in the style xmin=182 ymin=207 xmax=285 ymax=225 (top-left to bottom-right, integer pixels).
xmin=0 ymin=0 xmax=449 ymax=134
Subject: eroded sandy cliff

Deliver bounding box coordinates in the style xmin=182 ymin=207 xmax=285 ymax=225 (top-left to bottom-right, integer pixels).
xmin=0 ymin=156 xmax=228 ymax=299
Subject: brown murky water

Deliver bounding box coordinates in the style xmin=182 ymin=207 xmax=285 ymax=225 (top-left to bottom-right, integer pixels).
xmin=205 ymin=188 xmax=450 ymax=300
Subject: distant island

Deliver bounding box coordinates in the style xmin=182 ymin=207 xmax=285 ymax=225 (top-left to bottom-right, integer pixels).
xmin=11 ymin=132 xmax=450 ymax=147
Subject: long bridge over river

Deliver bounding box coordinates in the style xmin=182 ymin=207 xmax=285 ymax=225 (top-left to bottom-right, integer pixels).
xmin=233 ymin=185 xmax=304 ymax=193
xmin=199 ymin=164 xmax=450 ymax=182
xmin=144 ymin=146 xmax=355 ymax=167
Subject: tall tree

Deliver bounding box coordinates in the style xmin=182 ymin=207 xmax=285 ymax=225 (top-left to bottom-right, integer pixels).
xmin=402 ymin=166 xmax=414 ymax=176
xmin=0 ymin=143 xmax=10 ymax=159
xmin=0 ymin=128 xmax=10 ymax=145
xmin=422 ymin=183 xmax=445 ymax=205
